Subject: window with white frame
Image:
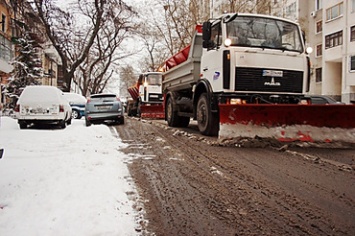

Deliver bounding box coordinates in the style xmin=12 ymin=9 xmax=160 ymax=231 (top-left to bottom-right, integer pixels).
xmin=316 ymin=44 xmax=322 ymax=57
xmin=316 ymin=20 xmax=322 ymax=34
xmin=351 ymin=56 xmax=355 ymax=71
xmin=326 ymin=2 xmax=343 ymax=21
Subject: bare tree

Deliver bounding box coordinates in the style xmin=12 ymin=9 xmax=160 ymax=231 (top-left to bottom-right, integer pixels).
xmin=32 ymin=0 xmax=135 ymax=92
xmin=72 ymin=0 xmax=137 ymax=96
xmin=135 ymin=0 xmax=200 ymax=71
xmin=118 ymin=65 xmax=138 ymax=99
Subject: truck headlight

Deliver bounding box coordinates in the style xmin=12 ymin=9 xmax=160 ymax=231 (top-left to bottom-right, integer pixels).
xmin=224 ymin=38 xmax=232 ymax=47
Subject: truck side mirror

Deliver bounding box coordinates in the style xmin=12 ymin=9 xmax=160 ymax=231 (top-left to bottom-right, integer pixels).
xmin=202 ymin=22 xmax=211 ymax=41
xmin=202 ymin=21 xmax=215 ymax=49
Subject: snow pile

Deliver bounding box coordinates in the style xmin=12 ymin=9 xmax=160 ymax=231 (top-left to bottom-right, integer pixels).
xmin=0 ymin=117 xmax=141 ymax=235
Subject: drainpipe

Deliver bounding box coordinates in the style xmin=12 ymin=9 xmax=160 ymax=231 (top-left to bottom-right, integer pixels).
xmin=343 ymin=0 xmax=348 ymax=103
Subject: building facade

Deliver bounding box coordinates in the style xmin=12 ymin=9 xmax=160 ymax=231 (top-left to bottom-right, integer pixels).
xmin=300 ymin=0 xmax=355 ymax=103
xmin=0 ymin=0 xmax=14 ymax=107
xmin=0 ymin=0 xmax=62 ymax=110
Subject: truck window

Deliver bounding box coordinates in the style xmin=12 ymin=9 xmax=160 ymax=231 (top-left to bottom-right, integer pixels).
xmin=146 ymin=74 xmax=162 ymax=85
xmin=211 ymin=22 xmax=222 ymax=46
xmin=226 ymin=16 xmax=303 ymax=53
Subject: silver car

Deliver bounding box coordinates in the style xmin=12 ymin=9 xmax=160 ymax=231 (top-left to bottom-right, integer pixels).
xmin=85 ymin=93 xmax=124 ymax=126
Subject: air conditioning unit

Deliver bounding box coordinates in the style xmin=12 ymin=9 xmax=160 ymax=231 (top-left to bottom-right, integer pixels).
xmin=310 ymin=11 xmax=317 ymax=18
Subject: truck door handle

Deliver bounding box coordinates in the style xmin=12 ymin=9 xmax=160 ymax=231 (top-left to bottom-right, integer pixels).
xmin=203 ymin=67 xmax=208 ymax=71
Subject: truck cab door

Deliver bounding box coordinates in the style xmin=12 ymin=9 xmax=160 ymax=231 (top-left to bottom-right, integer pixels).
xmin=201 ymin=22 xmax=225 ymax=92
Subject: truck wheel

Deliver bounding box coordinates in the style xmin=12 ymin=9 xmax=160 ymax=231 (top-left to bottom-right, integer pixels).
xmin=127 ymin=106 xmax=132 ymax=116
xmin=197 ymin=93 xmax=219 ymax=136
xmin=166 ymin=97 xmax=178 ymax=127
xmin=179 ymin=116 xmax=190 ymax=127
xmin=166 ymin=97 xmax=190 ymax=127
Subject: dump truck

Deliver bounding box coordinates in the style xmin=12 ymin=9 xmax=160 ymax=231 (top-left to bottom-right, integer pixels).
xmin=127 ymin=72 xmax=164 ymax=119
xmin=162 ymin=13 xmax=355 ymax=143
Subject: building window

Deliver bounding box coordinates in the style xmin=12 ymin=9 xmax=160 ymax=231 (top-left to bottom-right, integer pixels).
xmin=285 ymin=2 xmax=297 ymax=16
xmin=325 ymin=31 xmax=343 ymax=49
xmin=351 ymin=56 xmax=355 ymax=71
xmin=1 ymin=14 xmax=5 ymax=32
xmin=326 ymin=2 xmax=343 ymax=21
xmin=316 ymin=0 xmax=323 ymax=10
xmin=351 ymin=26 xmax=355 ymax=42
xmin=316 ymin=20 xmax=322 ymax=34
xmin=316 ymin=44 xmax=322 ymax=57
xmin=315 ymin=68 xmax=322 ymax=82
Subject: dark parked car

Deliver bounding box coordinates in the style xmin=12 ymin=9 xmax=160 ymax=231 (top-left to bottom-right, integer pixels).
xmin=85 ymin=93 xmax=124 ymax=126
xmin=306 ymin=95 xmax=344 ymax=105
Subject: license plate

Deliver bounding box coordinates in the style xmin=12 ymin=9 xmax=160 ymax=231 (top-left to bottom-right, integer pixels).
xmin=262 ymin=70 xmax=283 ymax=77
xmin=97 ymin=105 xmax=111 ymax=110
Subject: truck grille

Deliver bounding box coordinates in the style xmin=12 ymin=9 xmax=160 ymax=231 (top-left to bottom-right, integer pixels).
xmin=234 ymin=67 xmax=303 ymax=93
xmin=148 ymin=93 xmax=163 ymax=102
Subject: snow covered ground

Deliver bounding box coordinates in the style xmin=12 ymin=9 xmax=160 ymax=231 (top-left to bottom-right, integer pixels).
xmin=0 ymin=117 xmax=142 ymax=235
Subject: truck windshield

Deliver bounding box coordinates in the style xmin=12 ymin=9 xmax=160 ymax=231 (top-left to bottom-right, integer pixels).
xmin=226 ymin=16 xmax=303 ymax=53
xmin=146 ymin=74 xmax=162 ymax=85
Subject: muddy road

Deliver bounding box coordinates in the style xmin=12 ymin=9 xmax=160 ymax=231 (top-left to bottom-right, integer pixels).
xmin=114 ymin=117 xmax=355 ymax=236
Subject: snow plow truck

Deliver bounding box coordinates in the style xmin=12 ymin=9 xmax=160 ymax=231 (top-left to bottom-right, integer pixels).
xmin=127 ymin=72 xmax=164 ymax=119
xmin=162 ymin=13 xmax=355 ymax=143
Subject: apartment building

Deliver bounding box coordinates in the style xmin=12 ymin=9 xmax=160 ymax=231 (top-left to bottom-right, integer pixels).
xmin=301 ymin=0 xmax=354 ymax=103
xmin=0 ymin=0 xmax=13 ymax=106
xmin=0 ymin=1 xmax=62 ymax=109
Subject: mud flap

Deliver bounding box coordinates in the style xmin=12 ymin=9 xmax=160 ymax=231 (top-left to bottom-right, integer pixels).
xmin=219 ymin=104 xmax=355 ymax=143
xmin=140 ymin=104 xmax=165 ymax=119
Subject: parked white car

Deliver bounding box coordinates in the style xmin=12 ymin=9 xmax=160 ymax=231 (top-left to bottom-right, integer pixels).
xmin=15 ymin=85 xmax=72 ymax=129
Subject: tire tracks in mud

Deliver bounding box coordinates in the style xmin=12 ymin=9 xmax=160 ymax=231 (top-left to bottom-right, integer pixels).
xmin=114 ymin=117 xmax=355 ymax=236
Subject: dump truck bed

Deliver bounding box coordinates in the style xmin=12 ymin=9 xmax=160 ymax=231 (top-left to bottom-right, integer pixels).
xmin=163 ymin=26 xmax=203 ymax=92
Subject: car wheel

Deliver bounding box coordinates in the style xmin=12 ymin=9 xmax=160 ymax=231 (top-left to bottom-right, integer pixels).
xmin=67 ymin=118 xmax=72 ymax=125
xmin=19 ymin=122 xmax=27 ymax=129
xmin=85 ymin=119 xmax=91 ymax=127
xmin=119 ymin=116 xmax=125 ymax=125
xmin=72 ymin=110 xmax=79 ymax=119
xmin=59 ymin=120 xmax=66 ymax=129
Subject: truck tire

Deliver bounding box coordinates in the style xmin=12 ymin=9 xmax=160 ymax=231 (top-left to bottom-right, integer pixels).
xmin=166 ymin=96 xmax=190 ymax=127
xmin=197 ymin=93 xmax=219 ymax=136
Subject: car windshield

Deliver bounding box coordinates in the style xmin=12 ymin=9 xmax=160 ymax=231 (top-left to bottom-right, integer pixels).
xmin=146 ymin=74 xmax=162 ymax=85
xmin=226 ymin=16 xmax=303 ymax=53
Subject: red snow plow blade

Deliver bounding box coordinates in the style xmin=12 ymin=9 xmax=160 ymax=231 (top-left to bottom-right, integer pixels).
xmin=219 ymin=104 xmax=355 ymax=143
xmin=140 ymin=104 xmax=165 ymax=119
